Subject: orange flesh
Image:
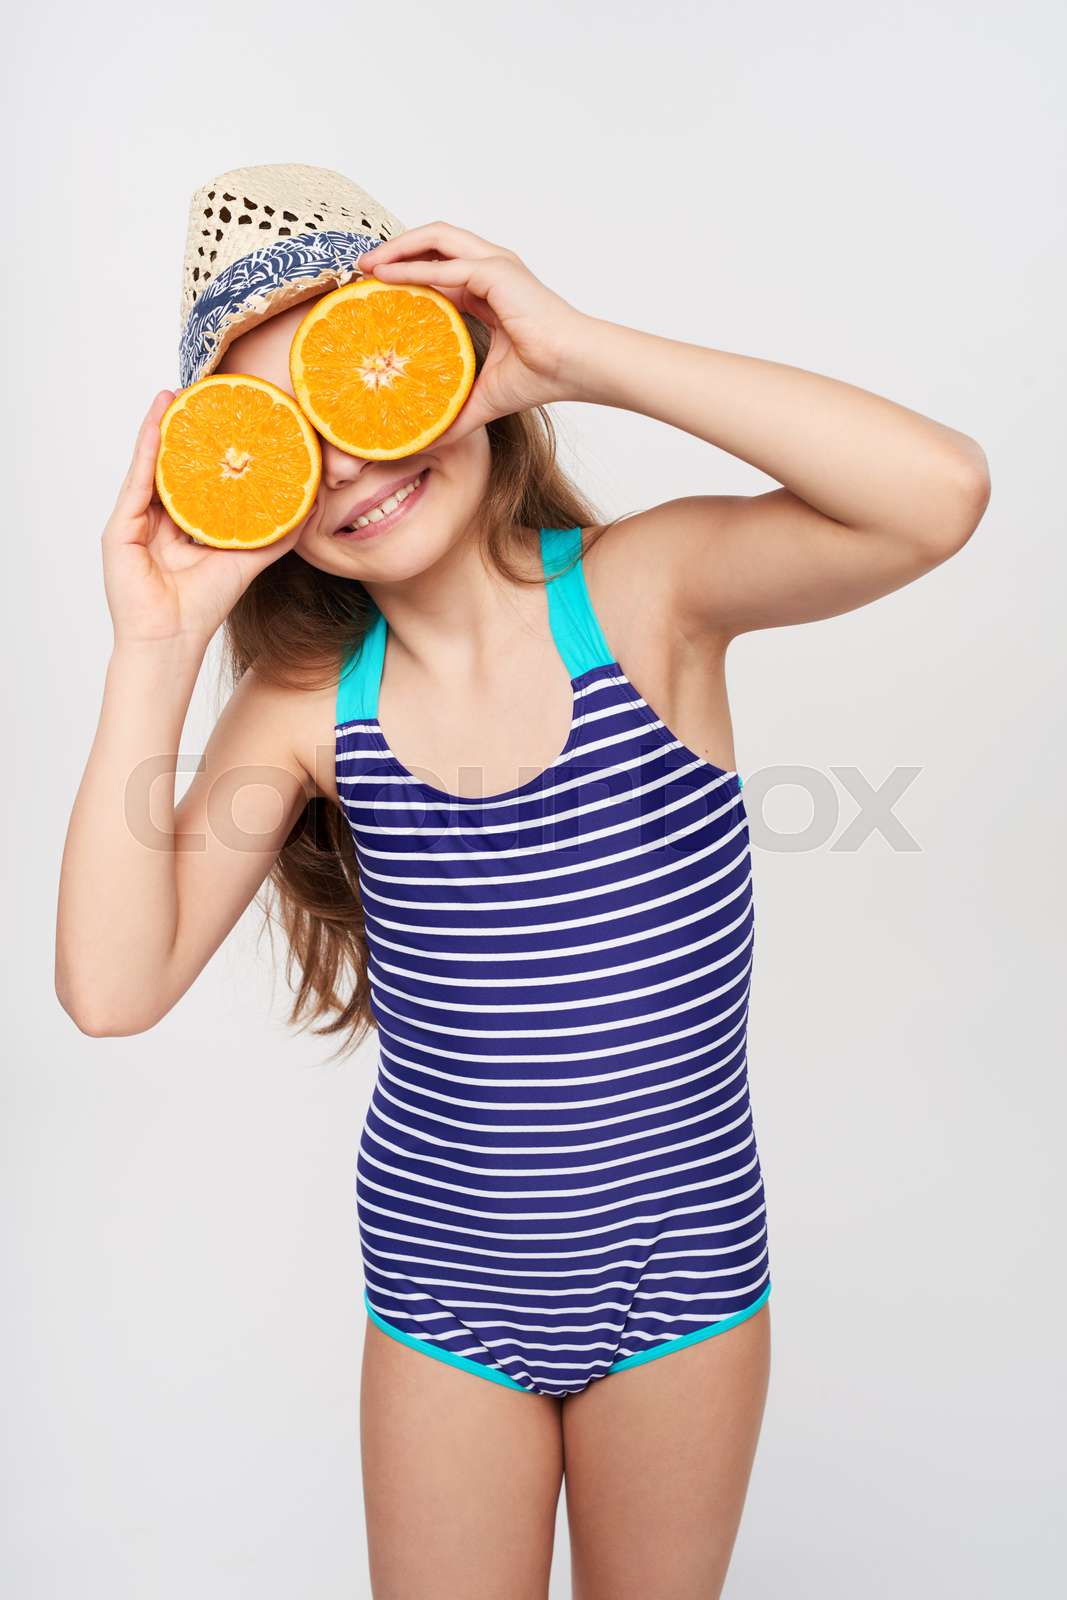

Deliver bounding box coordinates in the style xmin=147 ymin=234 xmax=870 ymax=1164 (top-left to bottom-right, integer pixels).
xmin=157 ymin=379 xmax=320 ymax=546
xmin=291 ymin=283 xmax=475 ymax=457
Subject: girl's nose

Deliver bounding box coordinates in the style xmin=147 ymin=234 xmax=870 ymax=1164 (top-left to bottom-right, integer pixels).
xmin=320 ymin=438 xmax=373 ymax=489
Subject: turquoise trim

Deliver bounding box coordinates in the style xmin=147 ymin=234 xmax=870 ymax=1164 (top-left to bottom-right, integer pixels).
xmin=336 ymin=607 xmax=387 ymax=726
xmin=540 ymin=526 xmax=616 ymax=679
xmin=606 ymin=1281 xmax=771 ymax=1374
xmin=363 ymin=1291 xmax=530 ymax=1392
xmin=364 ymin=1283 xmax=770 ymax=1392
xmin=738 ymin=774 xmax=744 ymax=790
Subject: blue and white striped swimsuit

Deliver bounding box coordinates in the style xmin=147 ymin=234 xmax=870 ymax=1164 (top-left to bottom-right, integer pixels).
xmin=335 ymin=524 xmax=771 ymax=1398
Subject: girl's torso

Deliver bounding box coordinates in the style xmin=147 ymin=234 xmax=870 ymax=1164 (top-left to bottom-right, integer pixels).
xmin=330 ymin=522 xmax=767 ymax=1396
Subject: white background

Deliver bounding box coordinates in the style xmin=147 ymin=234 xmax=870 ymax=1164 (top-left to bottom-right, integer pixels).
xmin=5 ymin=1 xmax=1064 ymax=1593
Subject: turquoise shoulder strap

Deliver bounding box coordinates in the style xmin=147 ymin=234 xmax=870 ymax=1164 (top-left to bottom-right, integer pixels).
xmin=336 ymin=530 xmax=614 ymax=724
xmin=336 ymin=606 xmax=386 ymax=725
xmin=540 ymin=526 xmax=615 ymax=678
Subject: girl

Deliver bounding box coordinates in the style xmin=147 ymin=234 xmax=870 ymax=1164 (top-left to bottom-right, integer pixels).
xmin=56 ymin=164 xmax=990 ymax=1600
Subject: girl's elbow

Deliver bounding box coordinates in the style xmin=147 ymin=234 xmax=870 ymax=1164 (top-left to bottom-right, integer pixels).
xmin=896 ymin=444 xmax=990 ymax=569
xmin=55 ymin=976 xmax=166 ymax=1038
xmin=927 ymin=441 xmax=992 ymax=558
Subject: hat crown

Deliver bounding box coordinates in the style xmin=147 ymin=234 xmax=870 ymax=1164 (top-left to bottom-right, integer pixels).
xmin=181 ymin=162 xmax=406 ymax=327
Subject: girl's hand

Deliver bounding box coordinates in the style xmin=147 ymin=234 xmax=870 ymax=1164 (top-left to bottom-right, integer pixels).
xmin=357 ymin=222 xmax=591 ymax=449
xmin=102 ymin=392 xmax=309 ymax=647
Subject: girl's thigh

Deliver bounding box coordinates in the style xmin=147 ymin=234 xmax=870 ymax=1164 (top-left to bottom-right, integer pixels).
xmin=561 ymin=1303 xmax=772 ymax=1600
xmin=360 ymin=1318 xmax=565 ymax=1600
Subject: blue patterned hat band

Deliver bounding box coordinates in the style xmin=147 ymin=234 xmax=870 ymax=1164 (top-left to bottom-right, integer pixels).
xmin=178 ymin=163 xmax=407 ymax=388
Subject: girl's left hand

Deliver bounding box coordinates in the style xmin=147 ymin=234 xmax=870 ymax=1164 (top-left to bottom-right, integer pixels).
xmin=357 ymin=222 xmax=591 ymax=449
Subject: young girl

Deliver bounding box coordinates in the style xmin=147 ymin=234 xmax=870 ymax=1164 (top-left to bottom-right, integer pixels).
xmin=56 ymin=163 xmax=990 ymax=1599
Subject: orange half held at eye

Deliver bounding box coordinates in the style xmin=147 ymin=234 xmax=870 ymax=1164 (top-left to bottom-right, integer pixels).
xmin=289 ymin=279 xmax=477 ymax=461
xmin=154 ymin=374 xmax=322 ymax=548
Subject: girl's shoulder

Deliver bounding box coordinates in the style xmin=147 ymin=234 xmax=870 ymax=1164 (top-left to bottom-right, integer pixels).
xmin=580 ymin=501 xmax=729 ymax=653
xmin=220 ymin=661 xmax=341 ymax=808
xmin=575 ymin=499 xmax=735 ymax=688
xmin=579 ymin=505 xmax=734 ymax=754
xmin=579 ymin=502 xmax=739 ymax=646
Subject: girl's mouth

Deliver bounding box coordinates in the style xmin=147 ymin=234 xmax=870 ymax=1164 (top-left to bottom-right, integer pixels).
xmin=332 ymin=468 xmax=431 ymax=542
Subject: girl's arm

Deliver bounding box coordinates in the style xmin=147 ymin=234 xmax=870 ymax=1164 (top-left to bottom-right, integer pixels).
xmin=562 ymin=320 xmax=991 ymax=633
xmin=356 ymin=223 xmax=988 ymax=632
xmin=57 ymin=648 xmax=314 ymax=1036
xmin=55 ymin=394 xmax=314 ymax=1037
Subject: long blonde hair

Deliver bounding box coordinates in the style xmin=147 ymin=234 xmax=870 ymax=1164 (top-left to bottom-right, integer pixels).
xmin=221 ymin=313 xmax=626 ymax=1056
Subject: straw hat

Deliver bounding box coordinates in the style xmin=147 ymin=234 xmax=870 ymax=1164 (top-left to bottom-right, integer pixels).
xmin=177 ymin=162 xmax=407 ymax=388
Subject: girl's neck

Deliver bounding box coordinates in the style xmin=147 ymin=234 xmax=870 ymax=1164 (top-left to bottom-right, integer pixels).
xmin=361 ymin=522 xmax=544 ymax=680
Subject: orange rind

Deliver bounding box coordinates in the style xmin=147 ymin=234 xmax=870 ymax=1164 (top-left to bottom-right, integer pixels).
xmin=155 ymin=374 xmax=322 ymax=548
xmin=290 ymin=278 xmax=476 ymax=460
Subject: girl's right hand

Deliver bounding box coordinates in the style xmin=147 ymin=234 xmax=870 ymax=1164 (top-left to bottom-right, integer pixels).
xmin=102 ymin=391 xmax=312 ymax=647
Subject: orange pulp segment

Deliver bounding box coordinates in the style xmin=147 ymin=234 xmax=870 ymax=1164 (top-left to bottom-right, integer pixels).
xmin=155 ymin=374 xmax=322 ymax=548
xmin=289 ymin=279 xmax=476 ymax=460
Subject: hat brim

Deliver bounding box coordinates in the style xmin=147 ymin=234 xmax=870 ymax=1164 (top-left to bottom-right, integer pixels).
xmin=178 ymin=229 xmax=378 ymax=388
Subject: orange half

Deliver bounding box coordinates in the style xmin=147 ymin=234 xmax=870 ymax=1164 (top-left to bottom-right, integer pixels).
xmin=155 ymin=374 xmax=322 ymax=548
xmin=289 ymin=279 xmax=477 ymax=460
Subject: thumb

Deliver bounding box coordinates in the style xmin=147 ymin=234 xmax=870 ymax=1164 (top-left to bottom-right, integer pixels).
xmin=232 ymin=515 xmax=309 ymax=576
xmin=428 ymin=381 xmax=498 ymax=453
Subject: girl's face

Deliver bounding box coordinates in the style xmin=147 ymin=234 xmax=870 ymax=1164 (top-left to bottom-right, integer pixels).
xmin=215 ymin=294 xmax=492 ymax=584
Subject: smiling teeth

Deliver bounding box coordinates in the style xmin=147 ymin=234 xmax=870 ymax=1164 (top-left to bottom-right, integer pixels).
xmin=344 ymin=471 xmax=425 ymax=529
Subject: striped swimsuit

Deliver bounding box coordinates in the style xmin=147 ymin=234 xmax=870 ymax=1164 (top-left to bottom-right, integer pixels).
xmin=335 ymin=524 xmax=771 ymax=1398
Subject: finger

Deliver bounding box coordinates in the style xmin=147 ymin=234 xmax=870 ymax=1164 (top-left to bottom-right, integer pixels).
xmin=214 ymin=516 xmax=308 ymax=578
xmin=424 ymin=380 xmax=500 ymax=454
xmin=368 ymin=256 xmax=471 ymax=284
xmin=372 ymin=257 xmax=516 ymax=330
xmin=383 ymin=275 xmax=495 ymax=334
xmin=424 ymin=281 xmax=497 ymax=329
xmin=424 ymin=408 xmax=484 ymax=456
xmin=111 ymin=391 xmax=174 ymax=529
xmin=145 ymin=502 xmax=187 ymax=560
xmin=458 ymin=286 xmax=497 ymax=328
xmin=360 ymin=221 xmax=510 ymax=268
xmin=368 ymin=256 xmax=502 ymax=296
